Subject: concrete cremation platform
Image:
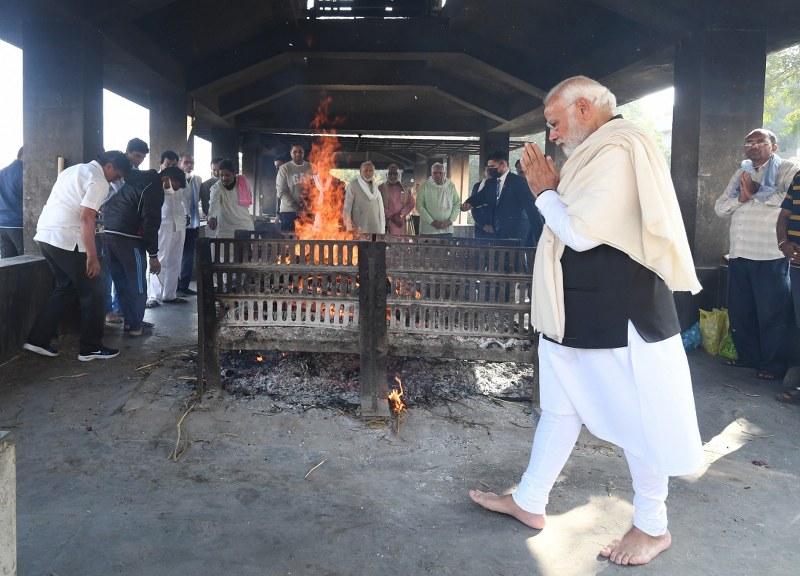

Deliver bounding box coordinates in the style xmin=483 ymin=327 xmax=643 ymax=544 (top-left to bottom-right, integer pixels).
xmin=0 ymin=297 xmax=798 ymax=575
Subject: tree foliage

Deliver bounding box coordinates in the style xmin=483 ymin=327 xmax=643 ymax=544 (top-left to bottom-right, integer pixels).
xmin=764 ymin=44 xmax=800 ymax=158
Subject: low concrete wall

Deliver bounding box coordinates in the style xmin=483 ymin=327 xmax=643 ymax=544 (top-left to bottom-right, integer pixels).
xmin=0 ymin=256 xmax=55 ymax=363
xmin=0 ymin=431 xmax=16 ymax=576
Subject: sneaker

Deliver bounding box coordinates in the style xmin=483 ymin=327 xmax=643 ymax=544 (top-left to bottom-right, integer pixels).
xmin=77 ymin=346 xmax=119 ymax=362
xmin=23 ymin=342 xmax=59 ymax=357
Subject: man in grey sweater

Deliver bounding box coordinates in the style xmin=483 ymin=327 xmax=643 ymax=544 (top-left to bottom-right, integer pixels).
xmin=275 ymin=143 xmax=312 ymax=232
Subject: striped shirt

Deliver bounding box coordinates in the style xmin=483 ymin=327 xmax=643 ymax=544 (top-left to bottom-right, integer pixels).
xmin=780 ymin=171 xmax=800 ymax=241
xmin=714 ymin=155 xmax=800 ymax=260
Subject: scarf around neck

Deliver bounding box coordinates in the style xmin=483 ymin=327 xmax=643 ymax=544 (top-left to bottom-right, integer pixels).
xmin=428 ymin=177 xmax=454 ymax=214
xmin=732 ymin=154 xmax=782 ymax=196
xmin=531 ymin=118 xmax=702 ymax=342
xmin=357 ymin=176 xmax=379 ymax=201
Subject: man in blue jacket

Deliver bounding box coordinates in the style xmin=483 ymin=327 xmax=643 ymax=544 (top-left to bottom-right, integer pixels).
xmin=0 ymin=147 xmax=23 ymax=257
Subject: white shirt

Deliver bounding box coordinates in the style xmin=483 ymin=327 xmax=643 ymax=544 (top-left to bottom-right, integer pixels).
xmin=34 ymin=160 xmax=110 ymax=252
xmin=161 ymin=183 xmax=189 ymax=232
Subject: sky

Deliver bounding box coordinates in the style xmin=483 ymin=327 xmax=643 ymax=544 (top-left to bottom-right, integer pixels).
xmin=0 ymin=41 xmax=22 ymax=164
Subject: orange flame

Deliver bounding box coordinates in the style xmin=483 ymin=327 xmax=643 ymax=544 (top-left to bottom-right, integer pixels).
xmin=294 ymin=96 xmax=357 ymax=243
xmin=256 ymin=355 xmax=264 ymax=362
xmin=388 ymin=376 xmax=407 ymax=415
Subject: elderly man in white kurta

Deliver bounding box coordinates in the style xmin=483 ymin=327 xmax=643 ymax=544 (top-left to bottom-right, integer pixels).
xmin=415 ymin=162 xmax=460 ymax=236
xmin=469 ymin=76 xmax=704 ymax=567
xmin=342 ymin=161 xmax=385 ymax=234
xmin=147 ymin=154 xmax=189 ymax=306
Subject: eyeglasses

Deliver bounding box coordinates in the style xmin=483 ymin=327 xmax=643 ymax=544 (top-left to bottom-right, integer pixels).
xmin=545 ymin=101 xmax=578 ymax=132
xmin=744 ymin=140 xmax=769 ymax=148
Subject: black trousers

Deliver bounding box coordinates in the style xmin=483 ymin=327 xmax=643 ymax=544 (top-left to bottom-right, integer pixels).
xmin=0 ymin=228 xmax=23 ymax=257
xmin=28 ymin=241 xmax=105 ymax=353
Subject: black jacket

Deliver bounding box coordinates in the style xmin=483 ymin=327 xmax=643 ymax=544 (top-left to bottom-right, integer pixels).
xmin=469 ymin=179 xmax=495 ymax=231
xmin=552 ymin=244 xmax=681 ymax=348
xmin=466 ymin=172 xmax=544 ymax=246
xmin=102 ymin=170 xmax=165 ymax=256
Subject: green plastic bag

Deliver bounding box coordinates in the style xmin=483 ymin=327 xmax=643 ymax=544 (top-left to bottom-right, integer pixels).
xmin=699 ymin=308 xmax=730 ymax=356
xmin=719 ymin=333 xmax=738 ymax=360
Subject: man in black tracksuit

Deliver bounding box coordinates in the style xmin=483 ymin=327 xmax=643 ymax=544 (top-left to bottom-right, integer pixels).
xmin=101 ymin=167 xmax=185 ymax=335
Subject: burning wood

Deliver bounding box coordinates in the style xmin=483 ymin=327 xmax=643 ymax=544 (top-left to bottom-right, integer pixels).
xmin=388 ymin=375 xmax=407 ymax=434
xmin=388 ymin=375 xmax=407 ymax=415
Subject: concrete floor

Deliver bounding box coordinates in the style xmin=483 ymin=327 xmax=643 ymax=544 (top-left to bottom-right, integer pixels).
xmin=1 ymin=298 xmax=799 ymax=576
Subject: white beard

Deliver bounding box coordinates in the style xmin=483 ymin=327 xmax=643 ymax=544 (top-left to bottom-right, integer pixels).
xmin=559 ymin=109 xmax=594 ymax=157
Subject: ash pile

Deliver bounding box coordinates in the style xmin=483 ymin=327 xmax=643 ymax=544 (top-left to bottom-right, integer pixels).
xmin=221 ymin=351 xmax=534 ymax=413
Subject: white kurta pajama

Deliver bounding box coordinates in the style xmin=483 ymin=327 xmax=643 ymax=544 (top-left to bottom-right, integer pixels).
xmin=514 ymin=118 xmax=704 ymax=536
xmin=148 ymin=184 xmax=188 ymax=302
xmin=342 ymin=176 xmax=386 ymax=234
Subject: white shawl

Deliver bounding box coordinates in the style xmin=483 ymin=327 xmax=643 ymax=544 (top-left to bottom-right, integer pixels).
xmin=358 ymin=176 xmax=380 ymax=200
xmin=532 ymin=118 xmax=702 ymax=342
xmin=428 ymin=177 xmax=455 ymax=214
xmin=354 ymin=176 xmax=386 ymax=233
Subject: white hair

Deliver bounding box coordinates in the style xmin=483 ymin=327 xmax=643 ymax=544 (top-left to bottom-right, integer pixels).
xmin=545 ymin=75 xmax=617 ymax=114
xmin=431 ymin=162 xmax=445 ymax=171
xmin=360 ymin=161 xmax=375 ymax=169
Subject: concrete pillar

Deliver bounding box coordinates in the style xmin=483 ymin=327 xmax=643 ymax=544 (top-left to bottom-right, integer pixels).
xmin=22 ymin=21 xmax=104 ymax=255
xmin=671 ymin=28 xmax=767 ymax=299
xmin=149 ymin=91 xmax=189 ymax=168
xmin=413 ymin=154 xmax=429 ymax=190
xmin=479 ymin=131 xmax=509 ymax=167
xmin=449 ymin=153 xmax=471 ymax=226
xmin=262 ymin=156 xmax=282 ymax=217
xmin=211 ymin=127 xmax=239 ymax=170
xmin=0 ymin=431 xmax=16 ymax=576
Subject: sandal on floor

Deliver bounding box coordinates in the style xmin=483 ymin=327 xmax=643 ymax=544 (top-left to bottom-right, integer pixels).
xmin=723 ymin=359 xmax=755 ymax=368
xmin=124 ymin=321 xmax=154 ymax=332
xmin=145 ymin=300 xmax=159 ymax=308
xmin=776 ymin=389 xmax=800 ymax=403
xmin=756 ymin=371 xmax=777 ymax=381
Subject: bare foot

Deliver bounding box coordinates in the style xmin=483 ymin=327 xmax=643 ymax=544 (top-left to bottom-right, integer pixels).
xmin=599 ymin=526 xmax=672 ymax=565
xmin=468 ymin=489 xmax=546 ymax=530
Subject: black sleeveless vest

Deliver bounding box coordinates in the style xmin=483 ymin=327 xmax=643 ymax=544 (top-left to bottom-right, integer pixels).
xmin=547 ymin=244 xmax=681 ymax=348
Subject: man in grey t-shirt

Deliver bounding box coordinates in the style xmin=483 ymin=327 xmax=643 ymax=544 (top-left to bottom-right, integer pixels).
xmin=275 ymin=143 xmax=311 ymax=232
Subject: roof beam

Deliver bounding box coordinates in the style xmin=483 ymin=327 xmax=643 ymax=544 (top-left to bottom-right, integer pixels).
xmin=237 ymin=111 xmax=485 ymax=136
xmin=89 ymin=0 xmax=176 ymax=25
xmin=217 ymin=59 xmax=510 ymax=123
xmin=585 ymin=0 xmax=699 ymax=36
